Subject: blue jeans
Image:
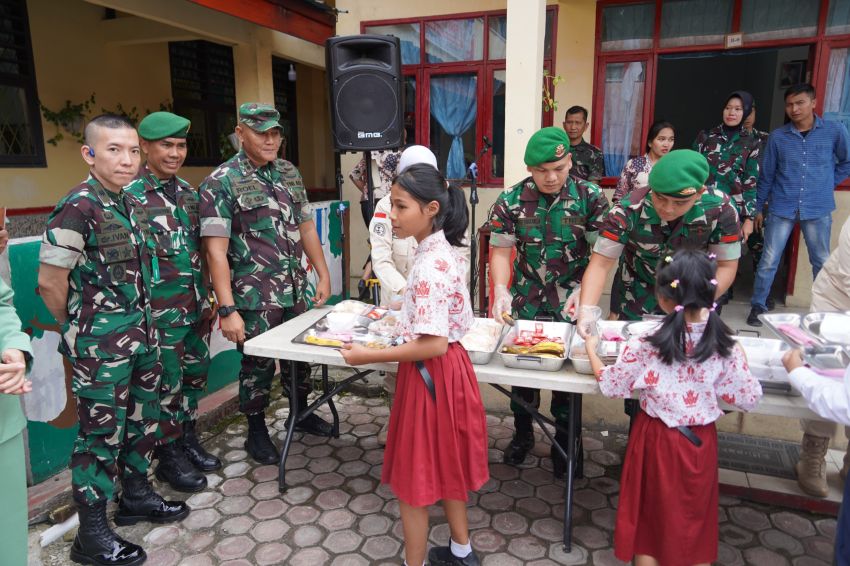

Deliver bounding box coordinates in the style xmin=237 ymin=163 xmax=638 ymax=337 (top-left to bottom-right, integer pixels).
xmin=837 ymin=472 xmax=850 ymax=565
xmin=751 ymin=213 xmax=832 ymax=310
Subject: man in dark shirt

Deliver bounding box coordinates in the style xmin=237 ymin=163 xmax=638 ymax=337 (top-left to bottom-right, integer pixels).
xmin=562 ymin=105 xmax=605 ymax=182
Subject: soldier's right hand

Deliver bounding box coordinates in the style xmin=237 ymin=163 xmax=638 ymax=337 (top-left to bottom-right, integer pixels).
xmin=220 ymin=311 xmax=246 ymax=344
xmin=491 ymin=284 xmax=513 ymax=325
xmin=753 ymin=212 xmax=765 ymax=233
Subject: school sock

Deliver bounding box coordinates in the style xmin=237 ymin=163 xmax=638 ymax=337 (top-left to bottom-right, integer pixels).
xmin=451 ymin=538 xmax=472 ymax=558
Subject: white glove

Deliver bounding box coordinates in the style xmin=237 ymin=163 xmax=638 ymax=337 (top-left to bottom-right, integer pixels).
xmin=562 ymin=285 xmax=581 ymax=321
xmin=492 ymin=284 xmax=513 ymax=325
xmin=576 ymin=305 xmax=601 ymax=338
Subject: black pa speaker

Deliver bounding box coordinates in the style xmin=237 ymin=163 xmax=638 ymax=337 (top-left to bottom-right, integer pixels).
xmin=326 ymin=34 xmax=404 ymax=151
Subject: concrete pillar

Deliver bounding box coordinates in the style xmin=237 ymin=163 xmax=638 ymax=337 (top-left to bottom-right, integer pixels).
xmin=233 ymin=29 xmax=274 ymax=104
xmin=504 ymin=0 xmax=546 ymax=183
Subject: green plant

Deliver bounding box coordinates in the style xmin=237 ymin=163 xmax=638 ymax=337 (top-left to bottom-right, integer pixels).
xmin=543 ymin=70 xmax=564 ymax=113
xmin=40 ymin=94 xmax=96 ymax=146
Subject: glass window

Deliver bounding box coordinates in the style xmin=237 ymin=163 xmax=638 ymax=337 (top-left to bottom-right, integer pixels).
xmin=827 ymin=0 xmax=850 ymax=35
xmin=429 ymin=73 xmax=478 ymax=180
xmin=425 ymin=18 xmax=484 ymax=63
xmin=489 ymin=11 xmax=554 ymax=60
xmin=272 ymin=57 xmax=299 ymax=165
xmin=601 ymin=2 xmax=655 ymax=52
xmin=740 ymin=0 xmax=820 ymax=42
xmin=660 ymin=0 xmax=733 ymax=48
xmin=0 ymin=0 xmax=44 ymax=166
xmin=491 ymin=70 xmax=506 ymax=178
xmin=823 ymin=48 xmax=850 ymax=134
xmin=364 ymin=22 xmax=421 ymax=65
xmin=602 ymin=61 xmax=646 ymax=176
xmin=403 ymin=76 xmax=416 ymax=144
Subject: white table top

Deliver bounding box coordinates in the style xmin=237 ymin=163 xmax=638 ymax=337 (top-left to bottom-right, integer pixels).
xmin=243 ymin=307 xmax=824 ymax=421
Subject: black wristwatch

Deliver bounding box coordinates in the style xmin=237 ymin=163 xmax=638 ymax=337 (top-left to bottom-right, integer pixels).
xmin=218 ymin=305 xmax=238 ymax=317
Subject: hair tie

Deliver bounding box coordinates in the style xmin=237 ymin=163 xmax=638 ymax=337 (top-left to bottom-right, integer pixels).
xmin=664 ymin=255 xmax=673 ymax=263
xmin=708 ymin=253 xmax=717 ymax=260
xmin=670 ymin=279 xmax=679 ymax=289
xmin=709 ymin=302 xmax=717 ymax=312
xmin=710 ymin=278 xmax=718 ymax=286
xmin=674 ymin=305 xmax=684 ymax=312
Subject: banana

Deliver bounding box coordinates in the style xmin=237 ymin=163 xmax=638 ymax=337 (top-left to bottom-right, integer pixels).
xmin=305 ymin=335 xmax=344 ymax=348
xmin=528 ymin=341 xmax=565 ymax=356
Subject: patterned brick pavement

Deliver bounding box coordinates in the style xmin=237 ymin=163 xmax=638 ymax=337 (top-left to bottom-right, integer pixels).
xmin=33 ymin=392 xmax=838 ymax=565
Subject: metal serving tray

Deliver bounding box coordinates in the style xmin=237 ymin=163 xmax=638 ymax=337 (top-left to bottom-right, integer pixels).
xmin=733 ymin=336 xmax=798 ymax=396
xmin=461 ymin=318 xmax=505 ymax=365
xmin=498 ymin=320 xmax=571 ymax=372
xmin=802 ymin=312 xmax=850 ymax=346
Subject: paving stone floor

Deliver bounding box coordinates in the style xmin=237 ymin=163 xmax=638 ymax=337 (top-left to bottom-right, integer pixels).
xmin=33 ymin=392 xmax=838 ymax=566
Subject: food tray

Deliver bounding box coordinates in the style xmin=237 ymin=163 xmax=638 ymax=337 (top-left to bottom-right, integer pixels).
xmin=733 ymin=336 xmax=798 ymax=396
xmin=625 ymin=319 xmax=662 ymax=338
xmin=498 ymin=320 xmax=571 ymax=372
xmin=293 ymin=305 xmax=396 ymax=350
xmin=802 ymin=312 xmax=850 ymax=346
xmin=757 ymin=312 xmax=821 ymax=349
xmin=461 ymin=318 xmax=505 ymax=365
xmin=597 ymin=320 xmax=629 ymax=361
xmin=568 ymin=333 xmax=593 ymax=374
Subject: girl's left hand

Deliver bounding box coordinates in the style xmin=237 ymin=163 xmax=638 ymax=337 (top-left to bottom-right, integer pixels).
xmin=782 ymin=348 xmax=805 ymax=372
xmin=339 ymin=343 xmax=374 ymax=366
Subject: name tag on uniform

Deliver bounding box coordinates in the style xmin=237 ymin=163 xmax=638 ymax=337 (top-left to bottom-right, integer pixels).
xmin=97 ymin=228 xmax=131 ymax=246
xmin=517 ymin=217 xmax=541 ymax=227
xmin=146 ymin=206 xmax=170 ymax=218
xmin=233 ymin=180 xmax=259 ymax=196
xmin=559 ymin=216 xmax=582 ymax=227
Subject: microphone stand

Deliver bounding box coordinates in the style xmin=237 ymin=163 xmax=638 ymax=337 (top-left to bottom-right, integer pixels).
xmin=468 ymin=138 xmax=492 ymax=315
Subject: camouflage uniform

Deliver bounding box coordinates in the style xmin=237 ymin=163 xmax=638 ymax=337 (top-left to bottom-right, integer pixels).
xmin=126 ymin=165 xmax=211 ymax=441
xmin=748 ymin=128 xmax=771 ymax=267
xmin=489 ymin=175 xmax=609 ymax=421
xmin=199 ymin=150 xmax=312 ymax=414
xmin=569 ymin=140 xmax=605 ymax=182
xmin=594 ymin=185 xmax=742 ymax=321
xmin=40 ymin=175 xmax=161 ymax=505
xmin=693 ymin=126 xmax=760 ymax=220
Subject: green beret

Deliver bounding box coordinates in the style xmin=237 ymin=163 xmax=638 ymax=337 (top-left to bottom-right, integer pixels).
xmin=239 ymin=102 xmax=281 ymax=132
xmin=138 ymin=112 xmax=190 ymax=140
xmin=524 ymin=127 xmax=571 ymax=167
xmin=648 ymin=149 xmax=709 ymax=197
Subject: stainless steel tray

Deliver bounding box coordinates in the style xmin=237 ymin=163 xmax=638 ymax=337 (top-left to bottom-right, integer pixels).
xmin=461 ymin=318 xmax=505 ymax=365
xmin=733 ymin=336 xmax=799 ymax=396
xmin=498 ymin=320 xmax=571 ymax=372
xmin=802 ymin=312 xmax=850 ymax=346
xmin=758 ymin=312 xmax=823 ymax=349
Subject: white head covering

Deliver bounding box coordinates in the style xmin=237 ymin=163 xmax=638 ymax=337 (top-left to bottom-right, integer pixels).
xmin=397 ymin=145 xmax=438 ymax=174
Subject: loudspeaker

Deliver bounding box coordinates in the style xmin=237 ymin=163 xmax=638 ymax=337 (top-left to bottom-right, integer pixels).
xmin=326 ymin=34 xmax=404 ymax=151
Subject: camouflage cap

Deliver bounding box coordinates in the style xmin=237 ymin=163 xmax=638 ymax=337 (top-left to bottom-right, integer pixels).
xmin=648 ymin=149 xmax=709 ymax=197
xmin=524 ymin=127 xmax=571 ymax=167
xmin=239 ymin=103 xmax=282 ymax=132
xmin=138 ymin=111 xmax=190 ymax=140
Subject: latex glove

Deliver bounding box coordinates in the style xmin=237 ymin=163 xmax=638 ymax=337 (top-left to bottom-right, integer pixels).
xmin=562 ymin=285 xmax=581 ymax=321
xmin=492 ymin=284 xmax=513 ymax=325
xmin=576 ymin=305 xmax=601 ymax=339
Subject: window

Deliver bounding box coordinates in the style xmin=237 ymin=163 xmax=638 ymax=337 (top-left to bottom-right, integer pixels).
xmin=828 ymin=0 xmax=850 ymax=35
xmin=0 ymin=0 xmax=45 ymax=167
xmin=169 ymin=40 xmax=237 ymax=166
xmin=272 ymin=57 xmax=299 ymax=165
xmin=364 ymin=7 xmax=557 ymax=185
xmin=660 ymin=0 xmax=733 ymax=48
xmin=740 ymin=0 xmax=820 ymax=42
xmin=601 ymin=2 xmax=655 ymax=52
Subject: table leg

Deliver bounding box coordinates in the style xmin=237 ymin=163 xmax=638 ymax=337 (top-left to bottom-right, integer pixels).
xmin=563 ymin=392 xmax=578 ymax=552
xmin=576 ymin=394 xmax=584 ymax=479
xmin=278 ymin=360 xmax=300 ymax=492
xmin=322 ymin=364 xmax=340 ymax=438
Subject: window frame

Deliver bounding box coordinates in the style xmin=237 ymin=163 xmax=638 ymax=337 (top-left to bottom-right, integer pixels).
xmin=271 ymin=56 xmax=300 ymax=166
xmin=362 ymin=6 xmax=558 ymax=187
xmin=0 ymin=0 xmax=46 ymax=168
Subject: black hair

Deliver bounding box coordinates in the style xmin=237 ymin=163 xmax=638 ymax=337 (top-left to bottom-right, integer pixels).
xmin=84 ymin=113 xmax=136 ymax=146
xmin=784 ymin=83 xmax=816 ymax=101
xmin=564 ymin=105 xmax=589 ymax=122
xmin=647 ymin=249 xmax=736 ymax=365
xmin=393 ymin=163 xmax=468 ymax=247
xmin=645 ymin=120 xmax=675 ymax=152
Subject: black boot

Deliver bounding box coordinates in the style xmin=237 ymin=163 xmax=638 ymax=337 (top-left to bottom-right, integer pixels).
xmin=154 ymin=442 xmax=207 ymax=493
xmin=70 ymin=500 xmax=146 ymax=566
xmin=503 ymin=415 xmax=534 ymax=466
xmin=284 ymin=392 xmax=333 ymax=437
xmin=114 ymin=473 xmax=190 ymax=526
xmin=182 ymin=419 xmax=222 ymax=472
xmin=245 ymin=411 xmax=280 ymax=465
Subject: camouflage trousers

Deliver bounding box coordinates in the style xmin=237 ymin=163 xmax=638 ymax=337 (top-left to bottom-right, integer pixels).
xmin=69 ymin=348 xmax=161 ymax=505
xmin=240 ymin=308 xmax=310 ymax=415
xmin=157 ymin=320 xmax=212 ymax=445
xmin=510 ymin=387 xmax=571 ymax=427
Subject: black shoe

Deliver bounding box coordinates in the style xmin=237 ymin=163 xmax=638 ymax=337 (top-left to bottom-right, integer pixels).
xmin=284 ymin=412 xmax=333 ymax=437
xmin=70 ymin=500 xmax=146 ymax=566
xmin=154 ymin=442 xmax=207 ymax=493
xmin=114 ymin=473 xmax=189 ymax=526
xmin=503 ymin=431 xmax=534 ymax=466
xmin=766 ymin=296 xmax=776 ymax=311
xmin=245 ymin=411 xmax=280 ymax=465
xmin=428 ymin=545 xmax=481 ymax=566
xmin=182 ymin=420 xmax=222 ymax=472
xmin=747 ymin=306 xmax=766 ymax=327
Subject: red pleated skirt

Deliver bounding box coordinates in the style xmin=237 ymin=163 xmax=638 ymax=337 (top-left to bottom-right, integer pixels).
xmin=615 ymin=410 xmax=719 ymax=566
xmin=381 ymin=342 xmax=489 ymax=507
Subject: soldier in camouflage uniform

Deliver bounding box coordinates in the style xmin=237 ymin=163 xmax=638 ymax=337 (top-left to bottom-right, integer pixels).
xmin=562 ymin=105 xmax=605 ymax=182
xmin=38 ymin=115 xmax=188 ymax=566
xmin=693 ymin=91 xmax=760 ymax=306
xmin=201 ymin=103 xmax=332 ymax=465
xmin=127 ymin=111 xmax=222 ymax=494
xmin=489 ymin=127 xmax=609 ymax=476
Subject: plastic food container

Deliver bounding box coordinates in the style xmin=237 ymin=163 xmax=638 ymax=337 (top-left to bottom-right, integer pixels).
xmin=461 ymin=318 xmax=505 ymax=365
xmin=625 ymin=320 xmax=662 ymax=338
xmin=568 ymin=333 xmax=593 ymax=374
xmin=498 ymin=320 xmax=571 ymax=372
xmin=733 ymin=336 xmax=798 ymax=396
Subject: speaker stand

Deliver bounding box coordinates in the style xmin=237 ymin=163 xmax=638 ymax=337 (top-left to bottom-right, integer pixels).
xmin=468 ymin=140 xmax=492 ymax=316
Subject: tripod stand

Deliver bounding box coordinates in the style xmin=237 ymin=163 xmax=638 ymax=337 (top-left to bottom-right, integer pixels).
xmin=468 ymin=136 xmax=492 ymax=314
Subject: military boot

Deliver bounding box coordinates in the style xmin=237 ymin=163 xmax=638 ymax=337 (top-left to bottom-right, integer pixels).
xmin=154 ymin=442 xmax=207 ymax=492
xmin=182 ymin=419 xmax=222 ymax=471
xmin=503 ymin=414 xmax=534 ymax=466
xmin=245 ymin=411 xmax=279 ymax=465
xmin=284 ymin=392 xmax=333 ymax=437
xmin=69 ymin=500 xmax=146 ymax=566
xmin=115 ymin=473 xmax=190 ymax=526
xmin=796 ymin=433 xmax=830 ymax=497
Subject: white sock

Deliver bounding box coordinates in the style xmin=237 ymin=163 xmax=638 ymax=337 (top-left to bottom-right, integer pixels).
xmin=450 ymin=538 xmax=472 ymax=558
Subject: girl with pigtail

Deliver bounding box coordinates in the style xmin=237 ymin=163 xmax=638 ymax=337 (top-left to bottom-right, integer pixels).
xmin=585 ymin=249 xmax=763 ymax=566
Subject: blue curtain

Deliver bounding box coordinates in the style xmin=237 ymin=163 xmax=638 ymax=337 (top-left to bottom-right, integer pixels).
xmin=430 ymin=75 xmax=477 ymax=179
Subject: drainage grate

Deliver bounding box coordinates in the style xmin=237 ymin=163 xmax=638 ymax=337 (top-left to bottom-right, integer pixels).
xmin=718 ymin=433 xmax=800 ymax=480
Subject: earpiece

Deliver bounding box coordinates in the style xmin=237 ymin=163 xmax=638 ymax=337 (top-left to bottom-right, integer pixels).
xmin=88 ymin=148 xmax=95 ymax=157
